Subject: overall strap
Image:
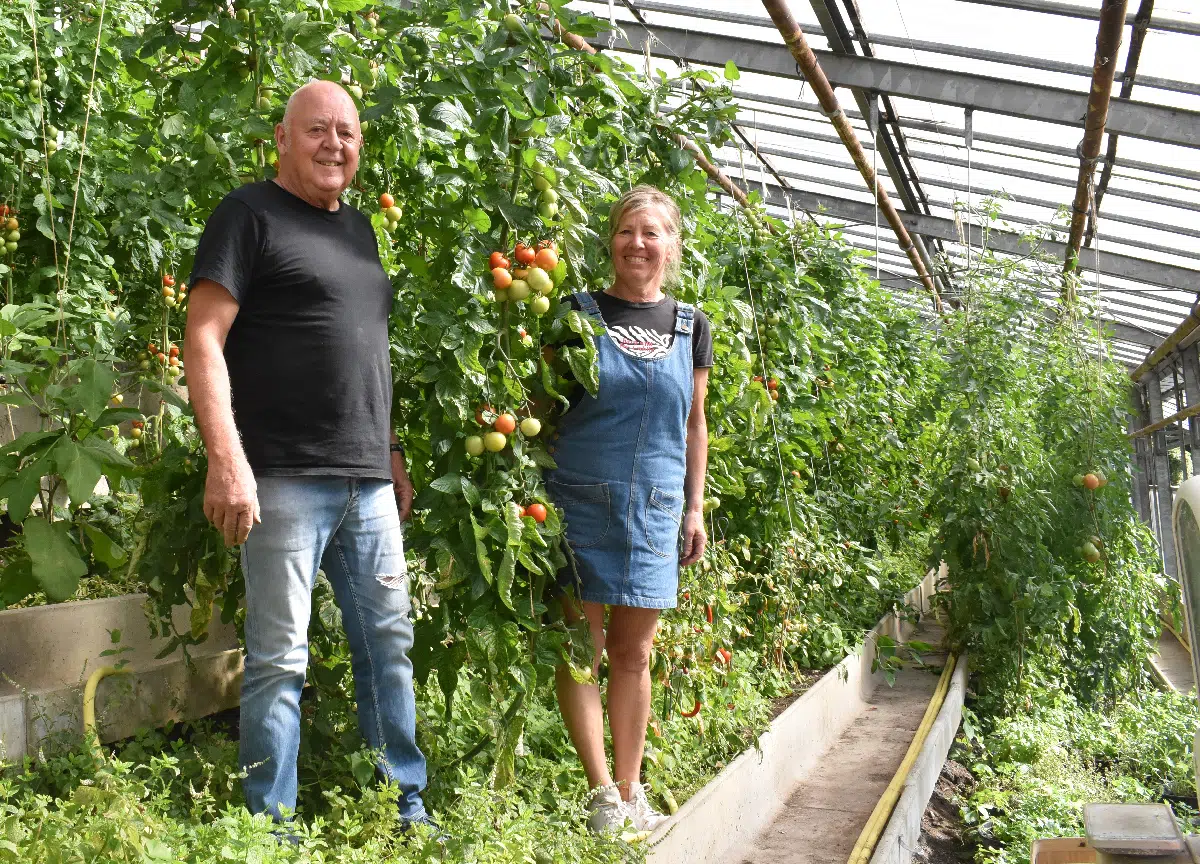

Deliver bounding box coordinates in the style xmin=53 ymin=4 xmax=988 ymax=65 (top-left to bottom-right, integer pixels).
xmin=674 ymin=301 xmax=695 ymax=336
xmin=574 ymin=291 xmax=602 ymax=320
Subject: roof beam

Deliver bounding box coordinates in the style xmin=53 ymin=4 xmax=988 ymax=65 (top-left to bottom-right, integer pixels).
xmin=739 ymin=179 xmax=1200 ymax=292
xmin=953 ymin=0 xmax=1200 ymax=37
xmin=596 ymin=21 xmax=1200 ymax=149
xmin=585 ymin=1 xmax=1200 ymax=97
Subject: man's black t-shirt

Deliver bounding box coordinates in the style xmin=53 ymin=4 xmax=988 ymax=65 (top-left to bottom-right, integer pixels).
xmin=189 ymin=181 xmax=394 ymax=479
xmin=566 ymin=291 xmax=714 ymax=366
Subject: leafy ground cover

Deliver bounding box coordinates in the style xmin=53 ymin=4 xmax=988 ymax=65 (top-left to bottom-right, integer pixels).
xmin=955 ymin=687 xmax=1200 ymax=864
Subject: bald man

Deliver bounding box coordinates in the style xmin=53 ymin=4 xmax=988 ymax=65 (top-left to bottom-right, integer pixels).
xmin=185 ymin=80 xmax=430 ymax=830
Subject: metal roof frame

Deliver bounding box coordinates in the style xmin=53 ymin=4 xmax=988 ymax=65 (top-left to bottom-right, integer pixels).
xmin=575 ymin=0 xmax=1200 ymax=372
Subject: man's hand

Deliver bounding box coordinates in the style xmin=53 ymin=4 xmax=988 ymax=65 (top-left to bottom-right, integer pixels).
xmin=204 ymin=455 xmax=260 ymax=547
xmin=679 ymin=509 xmax=707 ymax=567
xmin=392 ymin=451 xmax=414 ymax=522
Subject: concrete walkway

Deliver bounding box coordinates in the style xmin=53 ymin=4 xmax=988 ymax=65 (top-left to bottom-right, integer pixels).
xmin=1153 ymin=627 xmax=1194 ymax=693
xmin=735 ymin=622 xmax=947 ymax=864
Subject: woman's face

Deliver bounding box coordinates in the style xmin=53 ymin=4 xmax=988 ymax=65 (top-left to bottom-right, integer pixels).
xmin=611 ymin=205 xmax=676 ymax=290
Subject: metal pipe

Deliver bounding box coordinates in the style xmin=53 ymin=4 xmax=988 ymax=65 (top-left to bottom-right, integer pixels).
xmin=1063 ymin=0 xmax=1128 ymax=283
xmin=759 ymin=0 xmax=941 ymax=311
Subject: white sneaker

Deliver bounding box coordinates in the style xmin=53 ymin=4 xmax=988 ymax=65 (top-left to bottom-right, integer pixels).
xmin=626 ymin=782 xmax=669 ymax=832
xmin=586 ymin=783 xmax=627 ymax=834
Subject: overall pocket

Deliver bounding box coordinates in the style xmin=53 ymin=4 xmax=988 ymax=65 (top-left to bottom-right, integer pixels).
xmin=645 ymin=487 xmax=683 ymax=558
xmin=546 ymin=480 xmax=612 ymax=548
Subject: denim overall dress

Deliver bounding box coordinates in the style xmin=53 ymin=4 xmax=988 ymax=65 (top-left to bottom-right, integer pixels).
xmin=547 ymin=291 xmax=695 ymax=609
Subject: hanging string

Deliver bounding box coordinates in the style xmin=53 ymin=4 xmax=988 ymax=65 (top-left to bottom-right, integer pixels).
xmin=63 ymin=0 xmax=108 ymax=293
xmin=965 ymin=108 xmax=974 ymax=279
xmin=732 ymin=202 xmax=796 ymax=536
xmin=870 ymin=99 xmax=880 ymax=282
xmin=607 ymin=0 xmax=616 ymax=50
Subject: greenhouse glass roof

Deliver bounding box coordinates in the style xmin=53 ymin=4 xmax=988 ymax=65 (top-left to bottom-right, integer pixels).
xmin=568 ymin=0 xmax=1200 ymax=370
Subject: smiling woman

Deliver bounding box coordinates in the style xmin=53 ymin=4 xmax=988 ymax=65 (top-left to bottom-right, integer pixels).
xmin=549 ymin=185 xmax=715 ymax=834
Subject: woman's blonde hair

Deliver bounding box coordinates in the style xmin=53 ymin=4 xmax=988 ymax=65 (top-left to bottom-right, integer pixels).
xmin=607 ymin=185 xmax=682 ymax=288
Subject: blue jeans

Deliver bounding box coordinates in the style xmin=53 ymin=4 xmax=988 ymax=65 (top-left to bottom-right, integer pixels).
xmin=239 ymin=476 xmax=428 ymax=821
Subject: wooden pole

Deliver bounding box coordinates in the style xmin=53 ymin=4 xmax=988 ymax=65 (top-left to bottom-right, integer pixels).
xmin=759 ymin=0 xmax=942 ymax=311
xmin=1063 ymin=0 xmax=1129 ymax=289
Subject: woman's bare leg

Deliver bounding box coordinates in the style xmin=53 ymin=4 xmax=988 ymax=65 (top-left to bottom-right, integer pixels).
xmin=554 ymin=597 xmax=611 ymax=789
xmin=605 ymin=606 xmax=661 ymax=801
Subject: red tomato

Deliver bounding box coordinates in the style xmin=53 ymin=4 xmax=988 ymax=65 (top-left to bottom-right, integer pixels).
xmin=518 ymin=506 xmax=527 ymax=518
xmin=492 ymin=267 xmax=513 ymax=289
xmin=527 ymin=502 xmax=547 ymax=523
xmin=537 ymin=239 xmax=557 ymax=251
xmin=476 ymin=404 xmax=494 ymax=426
xmin=533 ymin=246 xmax=558 ymax=270
xmin=169 ymin=346 xmax=180 ymax=358
xmin=489 ymin=251 xmax=511 ymax=270
xmin=163 ymin=274 xmax=175 ymax=287
xmin=514 ymin=243 xmax=536 ymax=266
xmin=494 ymin=413 xmax=517 ymax=435
xmin=379 ymin=192 xmax=395 ymax=209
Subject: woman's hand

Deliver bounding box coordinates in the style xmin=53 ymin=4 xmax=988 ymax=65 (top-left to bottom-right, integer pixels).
xmin=680 ymin=509 xmax=707 ymax=567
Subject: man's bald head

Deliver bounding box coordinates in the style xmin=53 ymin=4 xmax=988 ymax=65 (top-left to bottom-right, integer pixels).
xmin=281 ymin=80 xmax=358 ymax=134
xmin=272 ymin=80 xmax=362 ymax=211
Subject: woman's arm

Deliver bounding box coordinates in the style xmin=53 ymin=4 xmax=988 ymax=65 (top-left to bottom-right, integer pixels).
xmin=680 ymin=367 xmax=710 ymax=567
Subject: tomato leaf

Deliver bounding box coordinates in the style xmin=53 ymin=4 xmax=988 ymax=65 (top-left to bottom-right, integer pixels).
xmin=53 ymin=438 xmax=103 ymax=507
xmin=23 ymin=517 xmax=87 ymax=603
xmin=497 ymin=546 xmax=516 ymax=611
xmin=83 ymin=523 xmax=127 ymax=568
xmin=469 ymin=512 xmax=493 ymax=585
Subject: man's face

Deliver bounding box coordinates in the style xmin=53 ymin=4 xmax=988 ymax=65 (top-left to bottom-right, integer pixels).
xmin=275 ymin=82 xmax=360 ymax=202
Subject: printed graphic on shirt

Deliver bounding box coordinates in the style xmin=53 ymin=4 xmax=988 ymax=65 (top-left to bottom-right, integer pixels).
xmin=607 ymin=323 xmax=673 ymax=360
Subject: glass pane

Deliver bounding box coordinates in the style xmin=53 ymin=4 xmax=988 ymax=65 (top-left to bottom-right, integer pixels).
xmin=1173 ymin=498 xmax=1200 ymax=690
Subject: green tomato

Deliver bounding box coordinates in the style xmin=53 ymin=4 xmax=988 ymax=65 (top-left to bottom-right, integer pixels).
xmin=526 ymin=267 xmax=553 ymax=295
xmin=383 ymin=220 xmax=397 ymax=234
xmin=702 ymin=496 xmax=721 ymax=514
xmin=483 ymin=431 xmax=507 ymax=452
xmin=507 ymin=279 xmax=531 ymax=302
xmin=531 ymin=295 xmax=550 ymax=315
xmin=503 ymin=14 xmax=525 ymax=33
xmin=539 ymin=188 xmax=558 ymax=205
xmin=966 ymin=457 xmax=981 ymax=472
xmin=45 ymin=140 xmax=57 ymax=155
xmin=236 ymin=8 xmax=250 ymax=22
xmin=520 ymin=417 xmax=542 ymax=437
xmin=385 ymin=205 xmax=403 ymax=222
xmin=533 ymin=173 xmax=553 ymax=192
xmin=538 ymin=201 xmax=559 ymax=220
xmin=6 ymin=231 xmax=18 ymax=243
xmin=5 ymin=242 xmax=17 ymax=254
xmin=347 ymin=84 xmax=364 ymax=100
xmin=465 ymin=436 xmax=485 ymax=457
xmin=360 ymin=119 xmax=370 ymax=133
xmin=255 ymin=95 xmax=271 ymax=111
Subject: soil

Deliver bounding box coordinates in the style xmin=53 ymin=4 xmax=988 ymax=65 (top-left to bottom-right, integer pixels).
xmin=912 ymin=759 xmax=977 ymax=864
xmin=768 ymin=668 xmax=828 ymax=721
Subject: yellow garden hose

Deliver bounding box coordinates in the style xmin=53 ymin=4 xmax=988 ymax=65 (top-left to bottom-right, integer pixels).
xmin=82 ymin=665 xmax=129 ymax=744
xmin=846 ymin=654 xmax=959 ymax=864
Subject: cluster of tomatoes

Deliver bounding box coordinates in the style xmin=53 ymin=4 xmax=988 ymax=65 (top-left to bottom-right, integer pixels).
xmin=752 ymin=375 xmax=781 ymax=402
xmin=141 ymin=341 xmax=183 ymax=381
xmin=464 ymin=404 xmax=542 ymax=457
xmin=128 ymin=419 xmax=147 ymax=448
xmin=1 ymin=206 xmax=18 ymax=256
xmin=161 ymin=274 xmax=187 ymax=310
xmin=378 ymin=192 xmax=402 ymax=234
xmin=488 ymin=240 xmax=560 ymax=314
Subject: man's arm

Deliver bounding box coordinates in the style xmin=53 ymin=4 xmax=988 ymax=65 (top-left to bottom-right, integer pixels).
xmin=185 ymin=278 xmax=260 ymax=546
xmin=390 ymin=432 xmax=413 ymax=522
xmin=680 ymin=367 xmax=710 ymax=567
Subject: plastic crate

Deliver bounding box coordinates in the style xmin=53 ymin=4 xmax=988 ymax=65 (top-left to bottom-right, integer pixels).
xmin=1030 ymin=838 xmax=1095 ymax=864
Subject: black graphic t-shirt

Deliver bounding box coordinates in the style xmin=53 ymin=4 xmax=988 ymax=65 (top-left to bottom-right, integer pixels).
xmin=566 ymin=291 xmax=714 ymax=366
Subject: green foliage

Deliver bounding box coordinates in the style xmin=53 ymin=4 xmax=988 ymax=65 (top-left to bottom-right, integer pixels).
xmin=922 ymin=238 xmax=1161 ymax=713
xmin=960 ymin=688 xmax=1200 ymax=863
